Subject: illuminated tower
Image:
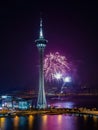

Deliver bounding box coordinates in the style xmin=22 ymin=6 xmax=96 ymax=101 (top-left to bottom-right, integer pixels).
xmin=35 ymin=18 xmax=48 ymax=109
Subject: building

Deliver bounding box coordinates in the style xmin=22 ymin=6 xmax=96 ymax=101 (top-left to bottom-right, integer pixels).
xmin=0 ymin=95 xmax=32 ymax=110
xmin=35 ymin=17 xmax=48 ymax=109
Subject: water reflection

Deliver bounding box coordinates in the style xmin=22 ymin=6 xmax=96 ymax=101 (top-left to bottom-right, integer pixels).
xmin=41 ymin=115 xmax=48 ymax=130
xmin=19 ymin=116 xmax=28 ymax=130
xmin=64 ymin=115 xmax=78 ymax=130
xmin=93 ymin=116 xmax=98 ymax=123
xmin=28 ymin=115 xmax=34 ymax=130
xmin=13 ymin=116 xmax=19 ymax=130
xmin=42 ymin=115 xmax=47 ymax=123
xmin=0 ymin=117 xmax=6 ymax=129
xmin=83 ymin=114 xmax=88 ymax=122
xmin=40 ymin=115 xmax=78 ymax=130
xmin=32 ymin=115 xmax=42 ymax=130
xmin=57 ymin=115 xmax=62 ymax=124
xmin=93 ymin=116 xmax=98 ymax=128
xmin=0 ymin=114 xmax=98 ymax=130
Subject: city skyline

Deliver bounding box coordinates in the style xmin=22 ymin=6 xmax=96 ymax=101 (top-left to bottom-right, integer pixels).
xmin=0 ymin=0 xmax=97 ymax=92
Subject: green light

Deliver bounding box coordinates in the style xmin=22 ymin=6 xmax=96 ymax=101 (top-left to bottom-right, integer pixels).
xmin=37 ymin=44 xmax=46 ymax=48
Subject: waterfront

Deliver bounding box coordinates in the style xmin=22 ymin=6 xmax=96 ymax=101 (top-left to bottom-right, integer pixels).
xmin=0 ymin=96 xmax=98 ymax=130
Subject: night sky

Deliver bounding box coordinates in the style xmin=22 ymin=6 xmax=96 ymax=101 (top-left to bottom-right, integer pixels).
xmin=0 ymin=0 xmax=97 ymax=92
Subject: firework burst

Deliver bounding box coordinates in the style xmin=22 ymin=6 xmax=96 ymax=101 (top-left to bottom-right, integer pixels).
xmin=44 ymin=52 xmax=70 ymax=82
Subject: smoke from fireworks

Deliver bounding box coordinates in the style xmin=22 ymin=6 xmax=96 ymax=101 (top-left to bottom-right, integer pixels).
xmin=44 ymin=52 xmax=70 ymax=82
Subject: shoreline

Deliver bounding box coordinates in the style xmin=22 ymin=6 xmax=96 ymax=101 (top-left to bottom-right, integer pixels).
xmin=0 ymin=108 xmax=98 ymax=118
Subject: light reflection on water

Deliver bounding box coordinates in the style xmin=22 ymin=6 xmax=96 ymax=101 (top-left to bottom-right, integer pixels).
xmin=13 ymin=116 xmax=19 ymax=130
xmin=0 ymin=117 xmax=6 ymax=130
xmin=28 ymin=115 xmax=34 ymax=130
xmin=0 ymin=114 xmax=98 ymax=130
xmin=41 ymin=115 xmax=47 ymax=130
xmin=93 ymin=116 xmax=98 ymax=129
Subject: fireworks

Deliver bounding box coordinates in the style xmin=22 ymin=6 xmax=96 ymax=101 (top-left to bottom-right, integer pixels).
xmin=63 ymin=76 xmax=71 ymax=83
xmin=44 ymin=52 xmax=70 ymax=82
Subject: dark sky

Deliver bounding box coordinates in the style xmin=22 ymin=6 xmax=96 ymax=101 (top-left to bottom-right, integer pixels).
xmin=0 ymin=0 xmax=97 ymax=92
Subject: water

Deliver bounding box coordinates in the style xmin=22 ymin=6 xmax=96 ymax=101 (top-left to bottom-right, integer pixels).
xmin=0 ymin=96 xmax=98 ymax=130
xmin=0 ymin=114 xmax=98 ymax=130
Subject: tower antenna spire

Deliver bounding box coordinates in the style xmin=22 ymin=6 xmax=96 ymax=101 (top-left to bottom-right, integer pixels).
xmin=39 ymin=13 xmax=44 ymax=39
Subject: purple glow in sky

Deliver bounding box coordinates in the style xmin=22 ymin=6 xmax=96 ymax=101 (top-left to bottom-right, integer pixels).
xmin=0 ymin=0 xmax=97 ymax=91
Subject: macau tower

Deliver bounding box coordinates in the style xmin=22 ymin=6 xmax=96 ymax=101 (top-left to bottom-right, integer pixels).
xmin=35 ymin=17 xmax=48 ymax=109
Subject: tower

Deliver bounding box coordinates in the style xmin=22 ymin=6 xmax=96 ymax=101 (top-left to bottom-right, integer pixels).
xmin=35 ymin=17 xmax=48 ymax=109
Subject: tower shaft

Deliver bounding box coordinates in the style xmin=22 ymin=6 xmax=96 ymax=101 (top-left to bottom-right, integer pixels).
xmin=37 ymin=47 xmax=47 ymax=109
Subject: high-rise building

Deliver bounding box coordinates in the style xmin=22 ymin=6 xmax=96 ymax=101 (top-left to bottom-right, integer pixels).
xmin=35 ymin=17 xmax=48 ymax=109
